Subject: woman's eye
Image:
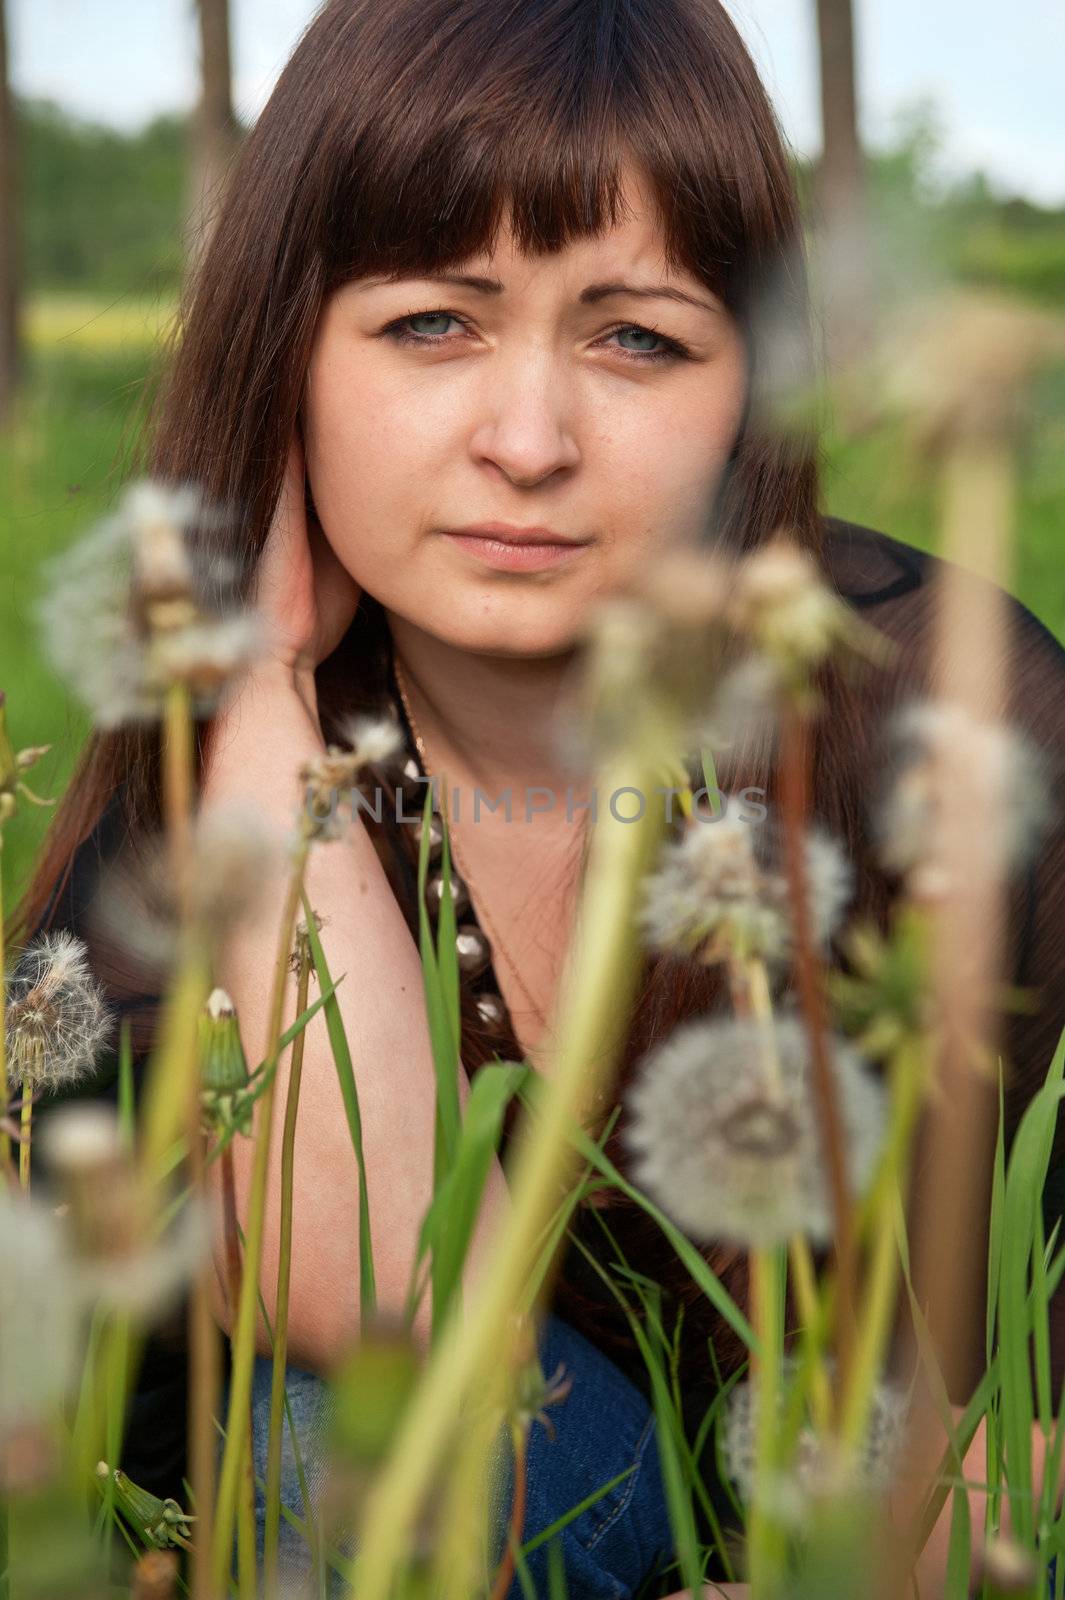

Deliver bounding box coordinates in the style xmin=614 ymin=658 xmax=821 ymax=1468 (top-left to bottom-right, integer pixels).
xmin=385 ymin=311 xmax=467 ymax=345
xmin=382 ymin=310 xmax=689 ymax=363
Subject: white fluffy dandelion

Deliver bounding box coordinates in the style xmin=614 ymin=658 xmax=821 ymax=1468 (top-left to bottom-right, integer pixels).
xmin=722 ymin=1355 xmax=910 ymax=1518
xmin=873 ymin=700 xmax=1054 ymax=896
xmin=300 ymin=716 xmax=407 ymax=842
xmin=636 ymin=802 xmax=853 ymax=969
xmin=0 ymin=1191 xmax=85 ymax=1435
xmin=339 ymin=714 xmax=405 ymax=770
xmin=36 ymin=479 xmax=268 ymax=728
xmin=622 ymin=1012 xmax=885 ymax=1248
xmin=90 ymin=801 xmax=284 ymax=982
xmin=4 ymin=931 xmax=114 ymax=1095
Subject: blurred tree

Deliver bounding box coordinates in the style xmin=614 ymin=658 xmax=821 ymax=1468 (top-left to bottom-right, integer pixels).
xmin=0 ymin=0 xmax=21 ymax=428
xmin=186 ymin=0 xmax=240 ymax=272
xmin=813 ymin=0 xmax=873 ymax=371
xmin=21 ymin=102 xmax=186 ymax=295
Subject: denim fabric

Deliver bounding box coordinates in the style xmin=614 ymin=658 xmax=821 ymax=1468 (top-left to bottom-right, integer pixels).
xmin=222 ymin=1312 xmax=675 ymax=1598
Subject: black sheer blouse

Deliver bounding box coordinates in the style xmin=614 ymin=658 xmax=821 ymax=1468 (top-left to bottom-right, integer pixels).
xmin=21 ymin=516 xmax=1065 ymax=1520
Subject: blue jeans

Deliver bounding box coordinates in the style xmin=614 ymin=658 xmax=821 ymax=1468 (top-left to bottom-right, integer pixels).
xmin=224 ymin=1313 xmax=676 ymax=1598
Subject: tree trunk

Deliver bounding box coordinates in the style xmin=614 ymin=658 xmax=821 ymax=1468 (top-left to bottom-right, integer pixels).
xmin=0 ymin=0 xmax=21 ymax=429
xmin=813 ymin=0 xmax=873 ymax=374
xmin=185 ymin=0 xmax=240 ymax=275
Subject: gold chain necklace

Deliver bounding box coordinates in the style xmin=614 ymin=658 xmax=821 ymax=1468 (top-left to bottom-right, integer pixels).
xmin=391 ymin=655 xmax=549 ymax=1032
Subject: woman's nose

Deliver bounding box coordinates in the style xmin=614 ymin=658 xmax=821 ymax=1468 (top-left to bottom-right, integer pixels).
xmin=468 ymin=353 xmax=581 ymax=487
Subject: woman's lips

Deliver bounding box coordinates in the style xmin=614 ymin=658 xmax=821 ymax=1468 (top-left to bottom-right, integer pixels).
xmin=442 ymin=532 xmax=591 ymax=571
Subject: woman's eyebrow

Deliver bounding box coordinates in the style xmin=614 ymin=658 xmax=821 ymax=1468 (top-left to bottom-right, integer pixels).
xmin=356 ymin=271 xmax=722 ymax=316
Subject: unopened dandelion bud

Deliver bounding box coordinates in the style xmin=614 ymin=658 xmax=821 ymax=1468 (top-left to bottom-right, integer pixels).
xmin=38 ymin=1104 xmax=143 ymax=1264
xmin=198 ymin=988 xmax=253 ymax=1136
xmin=198 ymin=988 xmax=249 ymax=1094
xmin=101 ymin=1462 xmax=196 ymax=1548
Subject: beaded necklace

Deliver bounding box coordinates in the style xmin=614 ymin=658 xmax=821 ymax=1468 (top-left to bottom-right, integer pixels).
xmin=391 ymin=654 xmax=551 ymax=1042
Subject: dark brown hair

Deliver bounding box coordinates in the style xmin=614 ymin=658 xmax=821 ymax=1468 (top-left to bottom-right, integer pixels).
xmin=13 ymin=0 xmax=1060 ymax=1407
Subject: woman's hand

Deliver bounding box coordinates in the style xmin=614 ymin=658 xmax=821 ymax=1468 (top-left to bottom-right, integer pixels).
xmin=251 ymin=426 xmax=362 ymax=689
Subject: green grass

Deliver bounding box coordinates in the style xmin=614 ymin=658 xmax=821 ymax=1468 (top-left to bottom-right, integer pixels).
xmin=820 ymin=357 xmax=1065 ymax=644
xmin=0 ymin=311 xmax=165 ymax=923
xmin=2 ymin=293 xmax=1063 ymax=932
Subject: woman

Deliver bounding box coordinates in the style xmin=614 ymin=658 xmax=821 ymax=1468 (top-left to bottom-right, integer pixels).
xmin=11 ymin=0 xmax=1065 ymax=1595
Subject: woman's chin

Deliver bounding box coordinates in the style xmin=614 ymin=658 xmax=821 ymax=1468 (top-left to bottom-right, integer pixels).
xmin=420 ymin=607 xmax=586 ymax=659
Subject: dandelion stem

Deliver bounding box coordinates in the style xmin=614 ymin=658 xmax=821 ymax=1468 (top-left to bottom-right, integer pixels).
xmin=488 ymin=1418 xmax=530 ymax=1600
xmin=779 ymin=701 xmax=858 ymax=1413
xmin=210 ymin=836 xmax=312 ymax=1593
xmin=264 ymin=932 xmax=314 ymax=1590
xmin=840 ymin=1030 xmax=928 ymax=1454
xmin=787 ymin=1237 xmax=833 ymax=1432
xmin=158 ymin=680 xmax=223 ymax=1600
xmin=742 ymin=952 xmax=835 ymax=1434
xmin=0 ymin=831 xmax=11 ymax=1181
xmin=748 ymin=1243 xmax=787 ymax=1598
xmin=18 ymin=1071 xmax=31 ymax=1190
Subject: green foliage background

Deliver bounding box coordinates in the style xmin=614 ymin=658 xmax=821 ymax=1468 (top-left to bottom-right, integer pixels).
xmin=2 ymin=95 xmax=1063 ymax=919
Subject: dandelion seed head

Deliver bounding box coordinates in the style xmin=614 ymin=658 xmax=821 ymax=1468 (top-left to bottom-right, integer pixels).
xmin=71 ymin=1196 xmax=212 ymax=1320
xmin=622 ymin=1013 xmax=885 ymax=1247
xmin=4 ymin=931 xmax=114 ymax=1094
xmin=722 ymin=1356 xmax=910 ymax=1519
xmin=91 ymin=803 xmax=283 ymax=983
xmin=0 ymin=1192 xmax=85 ymax=1432
xmin=877 ymin=289 xmax=1065 ymax=450
xmin=688 ymin=653 xmax=780 ymax=765
xmin=873 ymin=700 xmax=1054 ymax=893
xmin=148 ymin=612 xmax=268 ymax=701
xmin=636 ymin=804 xmax=853 ymax=968
xmin=36 ymin=477 xmax=265 ymax=728
xmin=340 ymin=714 xmax=406 ymax=770
xmin=37 ymin=1102 xmax=125 ymax=1173
xmin=729 ymin=540 xmax=849 ymax=675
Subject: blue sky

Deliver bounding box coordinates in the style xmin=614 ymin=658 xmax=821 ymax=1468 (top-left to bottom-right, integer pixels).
xmin=9 ymin=0 xmax=1065 ymax=204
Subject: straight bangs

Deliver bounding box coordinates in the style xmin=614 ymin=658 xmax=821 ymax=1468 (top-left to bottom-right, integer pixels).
xmin=305 ymin=0 xmax=805 ymax=327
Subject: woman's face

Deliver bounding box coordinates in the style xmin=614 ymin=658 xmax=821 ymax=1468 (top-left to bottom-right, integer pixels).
xmin=302 ymin=164 xmax=748 ymax=658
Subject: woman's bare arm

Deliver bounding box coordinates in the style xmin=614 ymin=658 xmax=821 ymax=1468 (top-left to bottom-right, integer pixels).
xmin=199 ymin=660 xmax=511 ymax=1370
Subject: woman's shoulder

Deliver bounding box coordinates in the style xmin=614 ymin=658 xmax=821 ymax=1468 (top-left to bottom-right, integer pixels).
xmin=820 ymin=512 xmax=1065 ymax=700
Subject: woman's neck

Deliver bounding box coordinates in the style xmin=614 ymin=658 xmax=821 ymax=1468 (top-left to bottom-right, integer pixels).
xmin=386 ymin=613 xmax=589 ymax=809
